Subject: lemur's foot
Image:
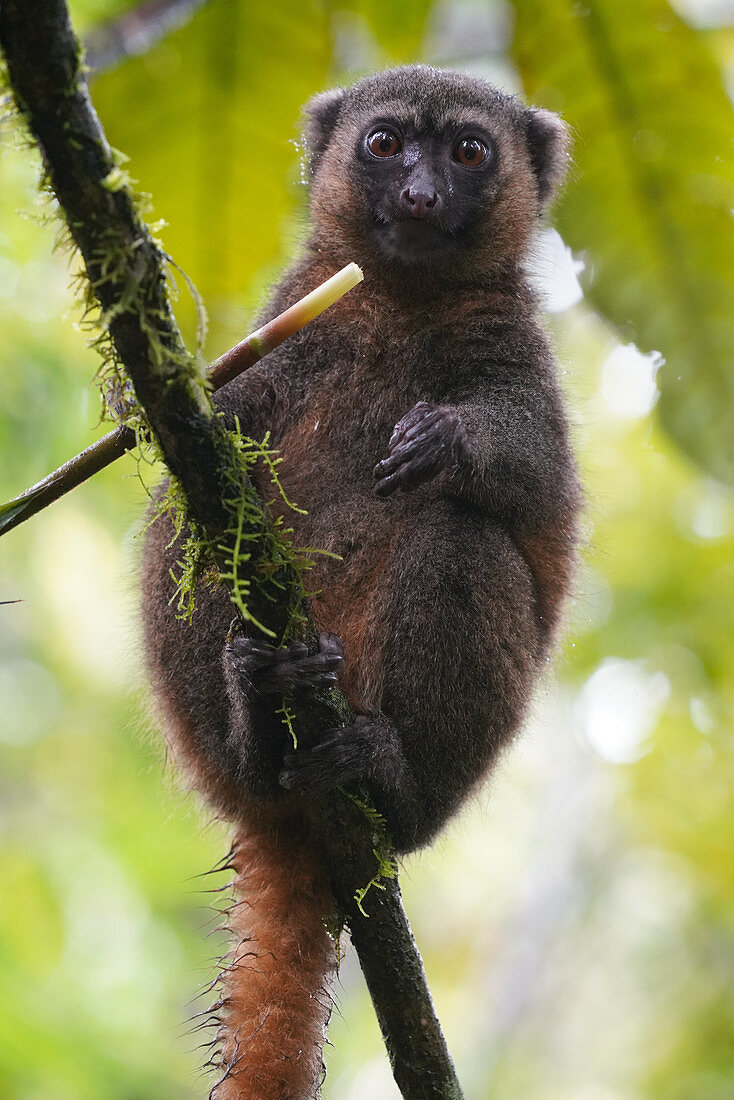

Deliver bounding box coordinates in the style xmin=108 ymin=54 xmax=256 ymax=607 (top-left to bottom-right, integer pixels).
xmin=373 ymin=401 xmax=467 ymax=497
xmin=225 ymin=631 xmax=345 ymax=694
xmin=279 ymin=715 xmax=373 ymax=791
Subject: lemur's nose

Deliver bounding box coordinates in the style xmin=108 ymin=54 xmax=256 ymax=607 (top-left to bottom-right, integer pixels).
xmin=401 ymin=187 xmax=439 ymax=219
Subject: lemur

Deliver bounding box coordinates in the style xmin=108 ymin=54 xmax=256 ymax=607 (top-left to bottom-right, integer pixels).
xmin=141 ymin=65 xmax=581 ymax=1100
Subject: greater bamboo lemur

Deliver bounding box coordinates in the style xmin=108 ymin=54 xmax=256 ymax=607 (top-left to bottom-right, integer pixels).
xmin=142 ymin=66 xmax=581 ymax=1099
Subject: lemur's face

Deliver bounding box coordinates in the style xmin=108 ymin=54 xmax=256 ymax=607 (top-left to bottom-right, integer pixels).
xmin=306 ymin=67 xmax=569 ymax=275
xmin=354 ymin=114 xmax=499 ymax=266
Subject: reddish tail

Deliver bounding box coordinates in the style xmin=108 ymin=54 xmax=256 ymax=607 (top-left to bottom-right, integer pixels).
xmin=208 ymin=797 xmax=337 ymax=1099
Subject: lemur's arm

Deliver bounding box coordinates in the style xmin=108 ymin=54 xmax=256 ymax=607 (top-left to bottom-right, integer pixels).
xmin=373 ymin=375 xmax=578 ymax=526
xmin=450 ymin=382 xmax=578 ymax=523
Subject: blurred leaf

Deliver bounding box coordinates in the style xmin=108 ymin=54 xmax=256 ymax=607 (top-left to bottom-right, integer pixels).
xmin=90 ymin=0 xmax=335 ymax=350
xmin=346 ymin=0 xmax=434 ymax=61
xmin=88 ymin=0 xmax=433 ymax=353
xmin=512 ymin=0 xmax=734 ymax=483
xmin=83 ymin=0 xmax=210 ymax=70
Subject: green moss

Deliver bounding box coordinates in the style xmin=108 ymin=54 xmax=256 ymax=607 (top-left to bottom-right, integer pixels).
xmin=345 ymin=793 xmax=398 ymax=916
xmin=100 ymin=165 xmax=128 ymax=192
xmin=276 ymin=702 xmax=298 ymax=749
xmin=155 ymin=419 xmax=326 ymax=647
xmin=354 ymin=848 xmax=399 ymax=918
xmin=4 ymin=56 xmax=316 ymax=646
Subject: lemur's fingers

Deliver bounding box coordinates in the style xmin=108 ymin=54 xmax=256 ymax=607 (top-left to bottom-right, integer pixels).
xmin=374 ymin=432 xmax=446 ymax=478
xmin=317 ymin=631 xmax=346 ymax=662
xmin=279 ymin=723 xmax=369 ymax=791
xmin=374 ymin=433 xmax=448 ymax=495
xmin=374 ymin=452 xmax=443 ymax=497
xmin=401 ymin=405 xmax=466 ymax=454
xmin=375 ymin=404 xmax=467 ymax=496
xmin=375 ymin=427 xmax=444 ymax=480
xmin=226 ymin=632 xmax=345 ymax=693
xmin=397 ymin=408 xmax=448 ymax=446
xmin=388 ymin=401 xmax=433 ymax=448
xmin=227 ymin=637 xmax=310 ymax=672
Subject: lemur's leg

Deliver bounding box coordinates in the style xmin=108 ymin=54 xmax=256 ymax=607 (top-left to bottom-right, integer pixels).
xmin=280 ymin=502 xmax=541 ymax=852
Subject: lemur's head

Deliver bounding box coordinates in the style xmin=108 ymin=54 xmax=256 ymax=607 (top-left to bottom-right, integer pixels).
xmin=303 ymin=66 xmax=569 ymax=277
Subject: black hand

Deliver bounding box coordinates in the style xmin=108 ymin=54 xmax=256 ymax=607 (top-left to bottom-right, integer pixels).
xmin=279 ymin=716 xmax=373 ymax=791
xmin=374 ymin=402 xmax=467 ymax=497
xmin=225 ymin=631 xmax=345 ymax=694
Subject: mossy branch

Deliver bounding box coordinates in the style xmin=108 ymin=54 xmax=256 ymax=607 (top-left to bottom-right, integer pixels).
xmin=0 ymin=263 xmax=363 ymax=539
xmin=0 ymin=3 xmax=464 ymax=1097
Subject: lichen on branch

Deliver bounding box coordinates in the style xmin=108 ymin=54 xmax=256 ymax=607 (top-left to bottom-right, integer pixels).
xmin=0 ymin=0 xmax=308 ymax=638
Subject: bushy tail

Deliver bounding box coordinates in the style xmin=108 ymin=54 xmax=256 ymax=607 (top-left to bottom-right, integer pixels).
xmin=208 ymin=797 xmax=337 ymax=1100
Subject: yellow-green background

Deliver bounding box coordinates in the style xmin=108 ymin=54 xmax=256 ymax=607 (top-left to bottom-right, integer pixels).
xmin=1 ymin=0 xmax=733 ymax=1096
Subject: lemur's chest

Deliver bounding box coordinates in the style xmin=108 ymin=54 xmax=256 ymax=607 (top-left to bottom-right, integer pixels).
xmin=259 ymin=351 xmax=442 ymax=561
xmin=276 ymin=357 xmax=428 ymax=493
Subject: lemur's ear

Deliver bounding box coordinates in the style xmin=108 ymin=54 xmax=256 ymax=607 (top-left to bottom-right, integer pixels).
xmin=303 ymin=87 xmax=346 ymax=172
xmin=525 ymin=108 xmax=571 ymax=211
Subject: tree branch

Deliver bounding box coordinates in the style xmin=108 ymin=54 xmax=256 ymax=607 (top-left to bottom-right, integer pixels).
xmin=0 ymin=263 xmax=363 ymax=538
xmin=0 ymin=4 xmax=464 ymax=1096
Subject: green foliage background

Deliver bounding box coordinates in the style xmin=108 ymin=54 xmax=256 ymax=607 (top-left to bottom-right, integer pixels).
xmin=1 ymin=0 xmax=733 ymax=1097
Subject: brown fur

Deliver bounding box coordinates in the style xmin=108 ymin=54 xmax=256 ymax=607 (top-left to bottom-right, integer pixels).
xmin=210 ymin=801 xmax=336 ymax=1100
xmin=141 ymin=66 xmax=581 ymax=1097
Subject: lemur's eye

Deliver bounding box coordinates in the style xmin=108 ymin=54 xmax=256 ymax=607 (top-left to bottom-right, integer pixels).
xmin=453 ymin=137 xmax=488 ymax=167
xmin=367 ymin=130 xmax=402 ymax=158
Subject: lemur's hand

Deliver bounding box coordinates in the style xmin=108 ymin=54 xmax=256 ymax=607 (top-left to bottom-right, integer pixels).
xmin=279 ymin=715 xmax=375 ymax=791
xmin=225 ymin=631 xmax=345 ymax=694
xmin=373 ymin=402 xmax=467 ymax=497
